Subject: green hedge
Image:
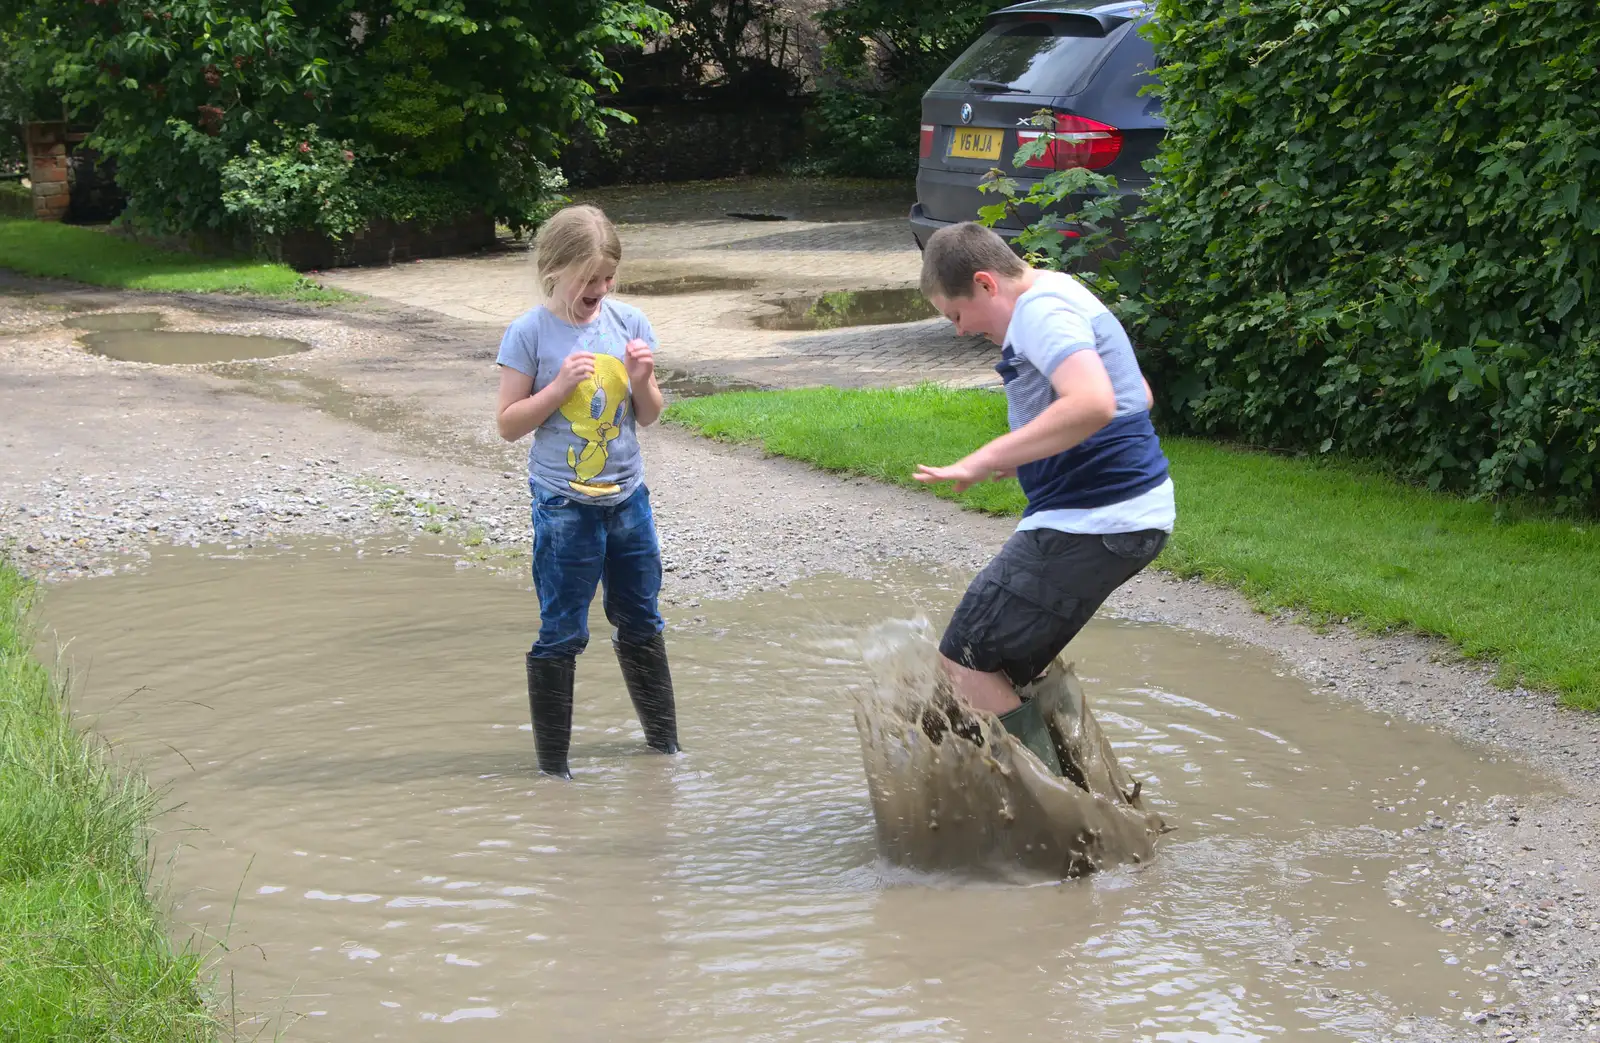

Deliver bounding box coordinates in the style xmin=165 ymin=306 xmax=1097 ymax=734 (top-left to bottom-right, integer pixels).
xmin=1138 ymin=0 xmax=1600 ymax=511
xmin=0 ymin=181 xmax=31 ymax=220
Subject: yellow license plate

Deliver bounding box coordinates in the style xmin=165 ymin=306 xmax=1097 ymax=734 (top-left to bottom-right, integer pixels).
xmin=949 ymin=128 xmax=1003 ymax=160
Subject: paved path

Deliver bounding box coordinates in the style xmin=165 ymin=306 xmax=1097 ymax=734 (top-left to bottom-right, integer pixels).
xmin=317 ymin=178 xmax=1001 ymax=390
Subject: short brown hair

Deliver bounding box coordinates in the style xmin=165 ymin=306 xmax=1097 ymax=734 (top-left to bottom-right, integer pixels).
xmin=534 ymin=204 xmax=622 ymax=302
xmin=920 ymin=222 xmax=1027 ymax=300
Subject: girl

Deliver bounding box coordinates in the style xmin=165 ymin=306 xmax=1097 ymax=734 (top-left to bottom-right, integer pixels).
xmin=494 ymin=204 xmax=679 ymax=779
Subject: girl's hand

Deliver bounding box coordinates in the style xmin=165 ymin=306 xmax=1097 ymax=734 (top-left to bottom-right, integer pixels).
xmin=624 ymin=338 xmax=655 ymax=384
xmin=555 ymin=351 xmax=596 ymax=397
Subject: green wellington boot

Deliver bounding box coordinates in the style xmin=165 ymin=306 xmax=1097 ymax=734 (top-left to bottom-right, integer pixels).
xmin=997 ymin=696 xmax=1063 ymax=776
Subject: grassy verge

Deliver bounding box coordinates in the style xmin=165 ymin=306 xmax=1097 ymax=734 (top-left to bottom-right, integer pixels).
xmin=0 ymin=560 xmax=215 ymax=1039
xmin=667 ymin=385 xmax=1600 ymax=710
xmin=0 ymin=218 xmax=347 ymax=301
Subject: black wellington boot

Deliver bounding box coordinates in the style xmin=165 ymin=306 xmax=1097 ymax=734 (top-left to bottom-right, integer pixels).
xmin=613 ymin=633 xmax=680 ymax=754
xmin=525 ymin=652 xmax=576 ymax=779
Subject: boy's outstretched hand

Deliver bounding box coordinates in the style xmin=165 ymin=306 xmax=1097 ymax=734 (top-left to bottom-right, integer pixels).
xmin=624 ymin=338 xmax=655 ymax=384
xmin=914 ymin=460 xmax=1015 ymax=493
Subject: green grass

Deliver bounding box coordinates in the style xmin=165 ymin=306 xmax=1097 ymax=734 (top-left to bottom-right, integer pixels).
xmin=667 ymin=385 xmax=1600 ymax=709
xmin=0 ymin=560 xmax=216 ymax=1040
xmin=0 ymin=218 xmax=348 ymax=301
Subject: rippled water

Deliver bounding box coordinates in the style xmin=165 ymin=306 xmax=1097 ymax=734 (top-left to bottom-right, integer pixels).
xmin=41 ymin=544 xmax=1541 ymax=1040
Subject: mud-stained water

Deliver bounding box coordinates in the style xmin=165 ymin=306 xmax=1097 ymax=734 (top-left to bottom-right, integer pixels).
xmin=855 ymin=625 xmax=1168 ymax=881
xmin=66 ymin=311 xmax=310 ymax=365
xmin=752 ymin=289 xmax=939 ymax=331
xmin=618 ymin=275 xmax=760 ymax=296
xmin=42 ymin=546 xmax=1543 ymax=1041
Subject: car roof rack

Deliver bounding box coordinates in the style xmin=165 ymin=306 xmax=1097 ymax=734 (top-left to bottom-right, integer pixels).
xmin=985 ymin=0 xmax=1149 ymax=32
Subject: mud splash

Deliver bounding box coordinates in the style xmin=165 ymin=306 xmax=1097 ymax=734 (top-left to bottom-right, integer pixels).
xmin=855 ymin=620 xmax=1165 ymax=881
xmin=41 ymin=547 xmax=1548 ymax=1040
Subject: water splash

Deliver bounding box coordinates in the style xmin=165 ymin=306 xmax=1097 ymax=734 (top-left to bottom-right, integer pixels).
xmin=852 ymin=618 xmax=1169 ymax=882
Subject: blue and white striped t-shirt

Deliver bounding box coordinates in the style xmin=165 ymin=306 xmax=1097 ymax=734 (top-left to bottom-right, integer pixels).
xmin=999 ymin=270 xmax=1175 ymax=534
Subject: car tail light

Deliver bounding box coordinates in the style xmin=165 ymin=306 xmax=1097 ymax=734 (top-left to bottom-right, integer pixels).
xmin=919 ymin=124 xmax=934 ymax=159
xmin=1017 ymin=113 xmax=1122 ymax=171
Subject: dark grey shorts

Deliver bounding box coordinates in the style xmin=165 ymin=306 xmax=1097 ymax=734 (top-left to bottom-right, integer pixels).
xmin=939 ymin=528 xmax=1168 ymax=686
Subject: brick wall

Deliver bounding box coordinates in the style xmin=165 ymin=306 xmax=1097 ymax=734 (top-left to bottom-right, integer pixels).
xmin=263 ymin=212 xmax=498 ymax=271
xmin=24 ymin=122 xmax=70 ymax=221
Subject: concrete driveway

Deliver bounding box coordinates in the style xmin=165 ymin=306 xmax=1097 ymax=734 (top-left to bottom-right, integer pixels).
xmin=317 ymin=178 xmax=1001 ymax=390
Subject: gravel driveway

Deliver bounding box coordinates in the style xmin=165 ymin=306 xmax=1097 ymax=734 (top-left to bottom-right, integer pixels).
xmin=2 ymin=179 xmax=1598 ymax=1041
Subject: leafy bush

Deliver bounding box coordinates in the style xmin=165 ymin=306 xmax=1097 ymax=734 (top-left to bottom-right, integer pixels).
xmin=976 ymin=116 xmax=1138 ymax=274
xmin=218 ymin=123 xmax=551 ymax=247
xmin=220 ymin=126 xmax=368 ymax=241
xmin=0 ymin=180 xmax=29 ymax=219
xmin=0 ymin=0 xmax=663 ymax=239
xmin=794 ymin=87 xmax=919 ymax=180
xmin=1136 ymin=0 xmax=1600 ymax=511
xmin=816 ymin=0 xmax=995 ymax=97
xmin=803 ymin=0 xmax=1000 ymax=180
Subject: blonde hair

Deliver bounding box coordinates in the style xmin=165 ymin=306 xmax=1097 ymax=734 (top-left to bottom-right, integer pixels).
xmin=534 ymin=204 xmax=622 ymax=304
xmin=920 ymin=222 xmax=1027 ymax=300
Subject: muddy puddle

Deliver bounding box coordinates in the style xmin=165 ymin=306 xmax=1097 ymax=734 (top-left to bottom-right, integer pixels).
xmin=617 ymin=275 xmax=760 ymax=296
xmin=655 ymin=368 xmax=766 ymax=400
xmin=42 ymin=545 xmax=1544 ymax=1040
xmin=752 ymin=288 xmax=938 ymax=331
xmin=67 ymin=311 xmax=310 ymax=364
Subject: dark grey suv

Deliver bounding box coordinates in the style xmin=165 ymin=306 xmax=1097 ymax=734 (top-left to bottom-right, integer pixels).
xmin=909 ymin=0 xmax=1163 ymax=250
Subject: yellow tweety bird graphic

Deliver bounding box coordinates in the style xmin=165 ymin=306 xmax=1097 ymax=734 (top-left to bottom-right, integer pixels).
xmin=558 ymin=353 xmax=629 ymax=496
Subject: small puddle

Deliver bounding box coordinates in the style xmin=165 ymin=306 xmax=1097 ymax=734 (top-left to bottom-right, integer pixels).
xmin=617 ymin=275 xmax=759 ymax=296
xmin=42 ymin=547 xmax=1544 ymax=1039
xmin=656 ymin=368 xmax=765 ymax=400
xmin=752 ymin=288 xmax=939 ymax=331
xmin=67 ymin=311 xmax=310 ymax=365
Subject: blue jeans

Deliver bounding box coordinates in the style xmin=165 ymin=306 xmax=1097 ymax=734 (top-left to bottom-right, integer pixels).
xmin=529 ymin=483 xmax=665 ymax=659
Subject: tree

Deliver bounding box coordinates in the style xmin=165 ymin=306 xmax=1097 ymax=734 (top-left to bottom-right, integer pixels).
xmin=0 ymin=0 xmax=667 ymax=235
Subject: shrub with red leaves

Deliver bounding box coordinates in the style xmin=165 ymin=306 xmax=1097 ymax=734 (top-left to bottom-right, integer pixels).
xmin=196 ymin=104 xmax=224 ymax=135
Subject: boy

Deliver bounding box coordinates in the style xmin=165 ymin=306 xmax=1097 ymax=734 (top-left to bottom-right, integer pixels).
xmin=914 ymin=222 xmax=1173 ymax=775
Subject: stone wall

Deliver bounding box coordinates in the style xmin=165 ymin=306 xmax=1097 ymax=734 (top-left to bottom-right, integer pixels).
xmin=262 ymin=212 xmax=498 ymax=271
xmin=24 ymin=122 xmax=70 ymax=221
xmin=561 ymin=96 xmax=812 ymax=188
xmin=21 ymin=122 xmax=127 ymax=223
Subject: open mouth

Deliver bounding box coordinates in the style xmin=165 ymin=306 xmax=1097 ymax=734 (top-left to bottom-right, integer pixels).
xmin=580 ymin=296 xmax=602 ymax=311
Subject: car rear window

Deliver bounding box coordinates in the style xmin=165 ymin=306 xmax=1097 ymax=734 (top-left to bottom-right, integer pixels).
xmin=933 ymin=19 xmax=1115 ymax=98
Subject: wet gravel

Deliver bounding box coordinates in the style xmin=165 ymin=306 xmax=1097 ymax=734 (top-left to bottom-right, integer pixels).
xmin=4 ymin=287 xmax=1600 ymax=1042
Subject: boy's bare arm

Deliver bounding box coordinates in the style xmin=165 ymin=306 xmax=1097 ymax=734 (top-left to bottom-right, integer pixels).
xmin=915 ymin=350 xmax=1117 ymax=491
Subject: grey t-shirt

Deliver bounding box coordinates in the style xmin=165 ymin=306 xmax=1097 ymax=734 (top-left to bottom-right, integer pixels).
xmin=496 ymin=300 xmax=657 ymax=505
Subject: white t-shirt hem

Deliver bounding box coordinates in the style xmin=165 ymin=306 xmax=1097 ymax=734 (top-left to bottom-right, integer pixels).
xmin=1015 ymin=478 xmax=1175 ymax=535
